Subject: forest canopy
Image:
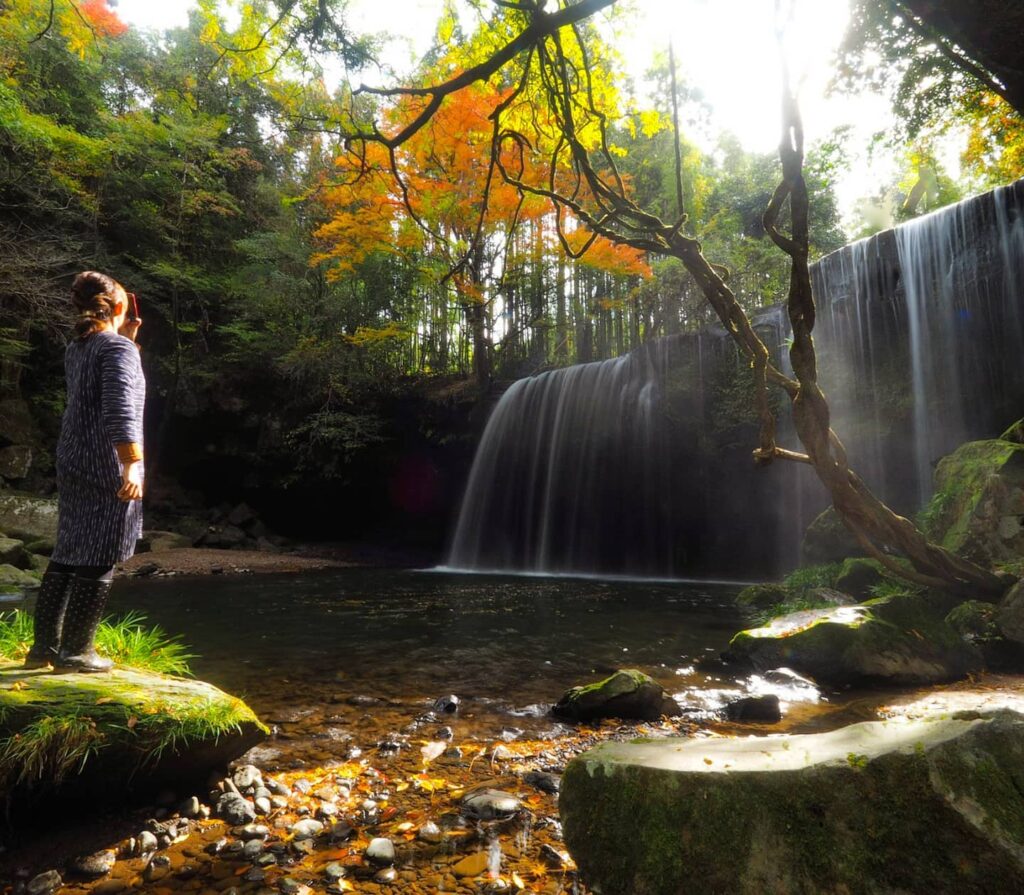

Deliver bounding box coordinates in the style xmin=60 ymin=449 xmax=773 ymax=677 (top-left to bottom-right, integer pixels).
xmin=1 ymin=0 xmax=1020 ymax=485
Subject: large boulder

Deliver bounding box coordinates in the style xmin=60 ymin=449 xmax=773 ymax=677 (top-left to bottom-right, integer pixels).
xmin=0 ymin=563 xmax=40 ymax=592
xmin=0 ymin=659 xmax=267 ymax=800
xmin=552 ymin=670 xmax=681 ymax=722
xmin=562 ymin=710 xmax=1024 ymax=895
xmin=800 ymin=507 xmax=863 ymax=565
xmin=0 ymin=494 xmax=58 ymax=542
xmin=0 ymin=399 xmax=39 ymax=448
xmin=834 ymin=557 xmax=885 ymax=600
xmin=0 ymin=536 xmax=32 ymax=569
xmin=0 ymin=445 xmax=34 ymax=481
xmin=923 ymin=439 xmax=1024 ymax=566
xmin=723 ymin=593 xmax=981 ymax=686
xmin=138 ymin=530 xmax=195 ymax=553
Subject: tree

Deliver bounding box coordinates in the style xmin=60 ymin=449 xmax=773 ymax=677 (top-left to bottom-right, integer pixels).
xmin=292 ymin=0 xmax=1010 ymax=597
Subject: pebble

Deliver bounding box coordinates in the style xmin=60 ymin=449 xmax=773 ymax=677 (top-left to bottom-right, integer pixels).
xmin=312 ymin=786 xmax=336 ymax=801
xmin=91 ymin=880 xmax=128 ymax=895
xmin=244 ymin=869 xmax=266 ymax=884
xmin=329 ymin=821 xmax=354 ymax=842
xmin=290 ymin=818 xmax=324 ymax=840
xmin=434 ymin=694 xmax=460 ymax=714
xmin=26 ymin=871 xmax=62 ymax=895
xmin=540 ymin=843 xmax=571 ymax=869
xmin=206 ymin=837 xmax=229 ymax=855
xmin=524 ymin=770 xmax=561 ymax=794
xmin=317 ymin=802 xmax=339 ymax=819
xmin=255 ymin=797 xmax=272 ymax=815
xmin=417 ymin=821 xmax=443 ymax=843
xmin=143 ymin=855 xmax=172 ymax=882
xmin=242 ymin=840 xmax=264 ymax=860
xmin=436 ymin=726 xmax=454 ymax=740
xmin=216 ymin=792 xmax=256 ymax=825
xmin=293 ymin=778 xmax=312 ymax=794
xmin=178 ymin=796 xmax=202 ymax=818
xmin=238 ymin=823 xmax=269 ymax=841
xmin=373 ymin=868 xmax=397 ymax=884
xmin=266 ymin=778 xmax=291 ymax=796
xmin=461 ymin=789 xmax=522 ymax=821
xmin=452 ymin=852 xmax=490 ymax=877
xmin=233 ymin=765 xmax=263 ymax=792
xmin=70 ymin=850 xmax=116 ymax=879
xmin=365 ymin=837 xmax=395 ymax=866
xmin=323 ymin=862 xmax=347 ymax=881
xmin=137 ymin=831 xmax=159 ymax=855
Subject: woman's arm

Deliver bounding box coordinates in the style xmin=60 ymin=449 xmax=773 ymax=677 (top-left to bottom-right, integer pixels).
xmin=100 ymin=338 xmax=145 ymax=501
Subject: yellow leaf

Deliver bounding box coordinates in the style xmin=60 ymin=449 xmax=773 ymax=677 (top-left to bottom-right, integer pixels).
xmin=96 ymin=696 xmax=115 ymax=704
xmin=512 ymin=872 xmax=525 ymax=890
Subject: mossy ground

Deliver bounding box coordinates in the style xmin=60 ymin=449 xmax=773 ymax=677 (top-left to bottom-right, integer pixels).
xmin=0 ymin=611 xmax=266 ymax=791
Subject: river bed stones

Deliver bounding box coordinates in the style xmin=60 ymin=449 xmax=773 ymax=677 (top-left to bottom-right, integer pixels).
xmin=562 ymin=709 xmax=1024 ymax=895
xmin=215 ymin=792 xmax=256 ymax=825
xmin=461 ymin=789 xmax=522 ymax=821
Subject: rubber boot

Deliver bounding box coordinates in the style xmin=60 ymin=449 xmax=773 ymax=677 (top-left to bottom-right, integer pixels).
xmin=55 ymin=575 xmax=114 ymax=673
xmin=23 ymin=567 xmax=73 ymax=669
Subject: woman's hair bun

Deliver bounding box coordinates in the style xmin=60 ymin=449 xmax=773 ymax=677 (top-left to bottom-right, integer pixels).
xmin=71 ymin=271 xmax=124 ymax=339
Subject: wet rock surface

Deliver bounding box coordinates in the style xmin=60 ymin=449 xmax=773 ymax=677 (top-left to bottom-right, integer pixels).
xmin=564 ymin=709 xmax=1024 ymax=895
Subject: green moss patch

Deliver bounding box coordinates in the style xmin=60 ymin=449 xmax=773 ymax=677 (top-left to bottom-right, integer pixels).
xmin=0 ymin=659 xmax=267 ymax=793
xmin=922 ymin=439 xmax=1024 ymax=564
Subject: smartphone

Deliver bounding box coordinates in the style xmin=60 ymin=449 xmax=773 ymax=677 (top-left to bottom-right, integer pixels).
xmin=126 ymin=292 xmax=140 ymax=322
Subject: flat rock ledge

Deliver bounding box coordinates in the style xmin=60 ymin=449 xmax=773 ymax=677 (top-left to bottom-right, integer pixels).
xmin=0 ymin=659 xmax=267 ymax=801
xmin=561 ymin=709 xmax=1024 ymax=895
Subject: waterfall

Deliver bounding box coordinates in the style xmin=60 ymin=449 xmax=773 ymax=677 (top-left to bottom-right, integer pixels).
xmin=811 ymin=178 xmax=1024 ymax=515
xmin=446 ymin=340 xmax=680 ymax=576
xmin=447 ymin=179 xmax=1024 ymax=577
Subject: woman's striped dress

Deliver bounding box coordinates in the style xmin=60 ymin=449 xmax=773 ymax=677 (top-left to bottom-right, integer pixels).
xmin=51 ymin=330 xmax=146 ymax=566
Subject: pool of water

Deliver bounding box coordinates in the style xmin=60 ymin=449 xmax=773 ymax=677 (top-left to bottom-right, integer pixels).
xmin=17 ymin=567 xmax=843 ymax=768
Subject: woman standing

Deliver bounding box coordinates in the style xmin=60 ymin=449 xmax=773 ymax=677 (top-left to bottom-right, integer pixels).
xmin=24 ymin=271 xmax=145 ymax=673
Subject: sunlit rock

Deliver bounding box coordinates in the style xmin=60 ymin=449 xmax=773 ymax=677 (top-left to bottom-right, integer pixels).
xmin=562 ymin=710 xmax=1024 ymax=894
xmin=723 ymin=594 xmax=981 ymax=686
xmin=553 ymin=669 xmax=680 ymax=721
xmin=0 ymin=659 xmax=266 ymax=800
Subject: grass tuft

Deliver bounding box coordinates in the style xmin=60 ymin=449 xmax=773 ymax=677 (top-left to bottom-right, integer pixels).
xmin=0 ymin=712 xmax=104 ymax=788
xmin=0 ymin=610 xmax=195 ymax=675
xmin=96 ymin=611 xmax=195 ymax=676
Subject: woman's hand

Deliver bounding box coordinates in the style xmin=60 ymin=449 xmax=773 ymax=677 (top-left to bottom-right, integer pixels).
xmin=119 ymin=316 xmax=142 ymax=343
xmin=118 ymin=460 xmax=144 ymax=501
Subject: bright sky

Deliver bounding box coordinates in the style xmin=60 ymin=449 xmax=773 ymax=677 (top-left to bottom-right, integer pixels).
xmin=112 ymin=0 xmax=906 ymax=228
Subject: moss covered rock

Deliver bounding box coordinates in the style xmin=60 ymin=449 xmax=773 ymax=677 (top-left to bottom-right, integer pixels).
xmin=735 ymin=583 xmax=790 ymax=613
xmin=0 ymin=563 xmax=39 ymax=592
xmin=561 ymin=709 xmax=1024 ymax=895
xmin=923 ymin=439 xmax=1024 ymax=566
xmin=1001 ymin=418 xmax=1024 ymax=445
xmin=0 ymin=659 xmax=267 ymax=799
xmin=552 ymin=669 xmax=680 ymax=722
xmin=723 ymin=593 xmax=981 ymax=686
xmin=834 ymin=557 xmax=885 ymax=600
xmin=800 ymin=507 xmax=863 ymax=565
xmin=0 ymin=536 xmax=31 ymax=569
xmin=0 ymin=494 xmax=58 ymax=543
